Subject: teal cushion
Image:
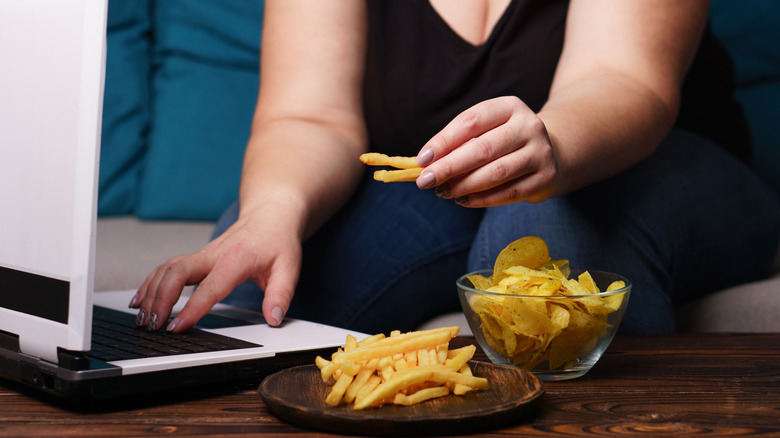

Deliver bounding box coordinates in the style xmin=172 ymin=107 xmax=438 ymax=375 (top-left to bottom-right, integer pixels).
xmin=709 ymin=0 xmax=780 ymax=87
xmin=98 ymin=0 xmax=152 ymax=216
xmin=136 ymin=0 xmax=264 ymax=221
xmin=710 ymin=0 xmax=780 ymax=197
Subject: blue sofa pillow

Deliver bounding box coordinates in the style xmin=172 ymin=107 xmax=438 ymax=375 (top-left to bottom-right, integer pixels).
xmin=709 ymin=0 xmax=780 ymax=88
xmin=710 ymin=0 xmax=780 ymax=197
xmin=98 ymin=0 xmax=152 ymax=216
xmin=136 ymin=0 xmax=264 ymax=221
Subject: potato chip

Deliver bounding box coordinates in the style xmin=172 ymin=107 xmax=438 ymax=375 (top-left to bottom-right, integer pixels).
xmin=577 ymin=271 xmax=599 ymax=294
xmin=492 ymin=236 xmax=551 ymax=285
xmin=547 ymin=310 xmax=608 ymax=369
xmin=466 ymin=273 xmax=493 ymax=291
xmin=541 ymin=259 xmax=571 ymax=278
xmin=502 ymin=298 xmax=553 ymax=338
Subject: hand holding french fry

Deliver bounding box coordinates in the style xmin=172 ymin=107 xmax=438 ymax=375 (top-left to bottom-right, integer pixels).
xmin=315 ymin=326 xmax=488 ymax=410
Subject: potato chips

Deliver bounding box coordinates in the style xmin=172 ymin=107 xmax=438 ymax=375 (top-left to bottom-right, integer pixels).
xmin=464 ymin=236 xmax=628 ymax=370
xmin=315 ymin=326 xmax=488 ymax=410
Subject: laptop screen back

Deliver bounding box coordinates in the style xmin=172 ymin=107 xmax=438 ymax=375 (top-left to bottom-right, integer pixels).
xmin=0 ymin=0 xmax=107 ymax=363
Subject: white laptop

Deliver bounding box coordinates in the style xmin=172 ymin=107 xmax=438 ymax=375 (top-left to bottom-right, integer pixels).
xmin=0 ymin=0 xmax=361 ymax=403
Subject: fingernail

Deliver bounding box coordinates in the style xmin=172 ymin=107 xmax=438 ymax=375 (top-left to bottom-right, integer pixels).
xmin=135 ymin=309 xmax=147 ymax=327
xmin=128 ymin=293 xmax=140 ymax=308
xmin=435 ymin=184 xmax=451 ymax=198
xmin=417 ymin=171 xmax=436 ymax=189
xmin=270 ymin=306 xmax=285 ymax=326
xmin=146 ymin=313 xmax=159 ymax=331
xmin=166 ymin=317 xmax=181 ymax=332
xmin=454 ymin=196 xmax=470 ymax=206
xmin=417 ymin=147 xmax=434 ymax=166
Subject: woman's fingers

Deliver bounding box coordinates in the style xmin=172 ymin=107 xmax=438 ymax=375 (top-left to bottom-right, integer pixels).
xmin=130 ymin=255 xmax=185 ymax=309
xmin=449 ymin=164 xmax=557 ymax=208
xmin=419 ymin=97 xmax=515 ymax=162
xmin=134 ymin=251 xmax=215 ymax=331
xmin=260 ymin=258 xmax=300 ymax=327
xmin=163 ymin=253 xmax=257 ymax=332
xmin=442 ymin=135 xmax=557 ymax=204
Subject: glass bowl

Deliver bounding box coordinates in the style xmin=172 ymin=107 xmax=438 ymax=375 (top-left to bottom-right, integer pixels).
xmin=457 ymin=268 xmax=631 ymax=380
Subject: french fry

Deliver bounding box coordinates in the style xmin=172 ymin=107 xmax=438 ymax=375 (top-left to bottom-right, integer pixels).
xmin=314 ymin=355 xmax=330 ymax=369
xmin=373 ymin=168 xmax=423 ymax=183
xmin=318 ymin=359 xmax=339 ymax=382
xmin=343 ymin=358 xmax=378 ymax=403
xmin=404 ymin=350 xmax=418 ymax=367
xmin=354 ymin=375 xmax=382 ymax=407
xmin=378 ymin=356 xmax=396 ymax=381
xmin=344 ymin=334 xmax=358 ymax=352
xmin=325 ymin=372 xmax=354 ymax=406
xmin=445 ymin=345 xmax=476 ymax=371
xmin=356 ymin=333 xmax=386 ymax=347
xmin=340 ymin=360 xmax=363 ymax=377
xmin=359 ymin=152 xmax=420 ymax=169
xmin=417 ymin=348 xmax=430 ymax=366
xmin=362 ymin=326 xmax=459 ymax=347
xmin=437 ymin=345 xmax=448 ymax=364
xmin=393 ymin=386 xmax=450 ymax=406
xmin=428 ymin=348 xmax=439 ymax=365
xmin=452 ymin=364 xmax=475 ymax=395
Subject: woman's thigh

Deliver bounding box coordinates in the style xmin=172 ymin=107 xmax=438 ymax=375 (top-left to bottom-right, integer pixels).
xmin=216 ymin=173 xmax=484 ymax=333
xmin=469 ymin=129 xmax=780 ymax=334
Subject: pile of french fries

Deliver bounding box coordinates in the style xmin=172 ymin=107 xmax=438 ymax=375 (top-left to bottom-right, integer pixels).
xmin=315 ymin=326 xmax=488 ymax=410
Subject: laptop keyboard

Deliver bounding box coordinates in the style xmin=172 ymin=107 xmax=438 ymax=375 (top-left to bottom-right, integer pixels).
xmin=88 ymin=306 xmax=262 ymax=362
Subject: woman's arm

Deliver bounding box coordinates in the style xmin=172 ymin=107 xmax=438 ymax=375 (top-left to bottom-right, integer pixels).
xmin=242 ymin=0 xmax=369 ymax=238
xmin=416 ymin=0 xmax=710 ymax=206
xmin=134 ymin=0 xmax=369 ymax=331
xmin=540 ymin=0 xmax=709 ymax=195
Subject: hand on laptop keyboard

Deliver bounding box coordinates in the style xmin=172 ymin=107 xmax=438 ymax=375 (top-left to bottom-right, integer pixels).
xmin=129 ymin=206 xmax=303 ymax=333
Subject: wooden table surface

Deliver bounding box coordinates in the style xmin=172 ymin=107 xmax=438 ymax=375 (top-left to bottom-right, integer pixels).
xmin=1 ymin=333 xmax=779 ymax=437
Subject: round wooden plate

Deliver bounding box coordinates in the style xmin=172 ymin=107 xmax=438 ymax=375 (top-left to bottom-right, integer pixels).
xmin=258 ymin=361 xmax=544 ymax=436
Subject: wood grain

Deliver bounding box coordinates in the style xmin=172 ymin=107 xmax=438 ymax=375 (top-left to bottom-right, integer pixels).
xmin=0 ymin=333 xmax=779 ymax=437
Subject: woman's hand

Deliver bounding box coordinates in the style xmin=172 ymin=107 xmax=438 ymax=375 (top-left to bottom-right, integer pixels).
xmin=129 ymin=205 xmax=302 ymax=332
xmin=416 ymin=96 xmax=560 ymax=207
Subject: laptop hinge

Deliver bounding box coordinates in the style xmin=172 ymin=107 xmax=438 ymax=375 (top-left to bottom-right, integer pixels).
xmin=57 ymin=347 xmax=91 ymax=371
xmin=0 ymin=328 xmax=20 ymax=352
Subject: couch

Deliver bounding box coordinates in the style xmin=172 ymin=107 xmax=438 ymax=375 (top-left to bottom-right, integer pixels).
xmin=95 ymin=0 xmax=780 ymax=332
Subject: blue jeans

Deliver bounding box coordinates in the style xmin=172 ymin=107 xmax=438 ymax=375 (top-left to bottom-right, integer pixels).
xmin=215 ymin=129 xmax=780 ymax=334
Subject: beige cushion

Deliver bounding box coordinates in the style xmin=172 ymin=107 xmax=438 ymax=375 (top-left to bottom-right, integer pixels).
xmin=95 ymin=217 xmax=213 ymax=292
xmin=676 ymin=272 xmax=780 ymax=332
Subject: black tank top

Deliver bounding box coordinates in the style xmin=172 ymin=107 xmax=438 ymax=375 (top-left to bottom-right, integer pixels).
xmin=363 ymin=0 xmax=750 ymax=162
